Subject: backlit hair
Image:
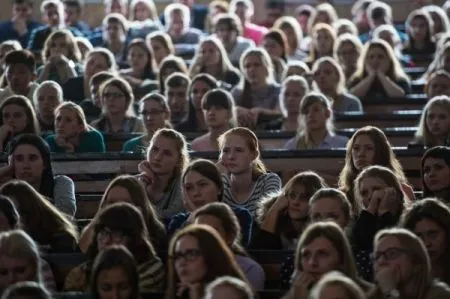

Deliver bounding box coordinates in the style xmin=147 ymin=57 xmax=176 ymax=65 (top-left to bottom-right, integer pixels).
xmin=55 ymin=102 xmax=89 ymax=132
xmin=205 ymin=276 xmax=253 ymax=299
xmin=164 ymin=3 xmax=190 ymax=32
xmin=129 ymin=0 xmax=158 ymax=21
xmin=273 ymin=16 xmax=303 ymax=55
xmin=279 ymin=75 xmax=310 ymax=117
xmin=42 ymin=29 xmax=82 ymax=63
xmin=33 ymin=80 xmax=64 ymax=111
xmin=310 ymin=271 xmax=365 ymax=299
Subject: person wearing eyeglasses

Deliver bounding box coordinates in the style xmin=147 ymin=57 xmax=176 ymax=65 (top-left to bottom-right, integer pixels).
xmin=122 ymin=92 xmax=171 ymax=153
xmin=369 ymin=228 xmax=450 ymax=299
xmin=166 ymin=224 xmax=251 ymax=299
xmin=64 ymin=203 xmax=165 ymax=292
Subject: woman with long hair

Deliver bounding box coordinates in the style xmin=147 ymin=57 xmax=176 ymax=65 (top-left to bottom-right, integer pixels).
xmin=334 ymin=33 xmax=363 ymax=83
xmin=403 ymin=9 xmax=436 ymax=57
xmin=273 ymin=16 xmax=307 ymax=61
xmin=261 ymin=29 xmax=289 ymax=83
xmin=33 ymin=81 xmax=64 ymax=135
xmin=420 ymin=146 xmax=450 ymax=202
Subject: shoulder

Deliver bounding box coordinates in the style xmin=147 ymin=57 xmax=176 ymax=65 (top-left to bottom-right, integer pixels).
xmin=258 ymin=172 xmax=281 ymax=184
xmin=426 ymin=280 xmax=450 ymax=298
xmin=283 ymin=138 xmax=296 ymax=149
xmin=54 ymin=175 xmax=75 ymax=187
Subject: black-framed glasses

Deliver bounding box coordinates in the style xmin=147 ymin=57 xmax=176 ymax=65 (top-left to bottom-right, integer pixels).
xmin=171 ymin=249 xmax=202 ymax=262
xmin=371 ymin=247 xmax=408 ymax=263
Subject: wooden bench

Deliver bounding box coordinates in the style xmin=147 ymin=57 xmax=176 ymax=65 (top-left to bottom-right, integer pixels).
xmin=362 ymin=94 xmax=426 ymax=114
xmin=334 ymin=111 xmax=421 ymax=129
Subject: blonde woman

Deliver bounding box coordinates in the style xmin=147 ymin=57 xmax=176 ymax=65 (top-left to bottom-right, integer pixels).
xmin=334 ymin=33 xmax=363 ymax=82
xmin=284 ymin=92 xmax=348 ymax=150
xmin=278 ymin=75 xmax=310 ymax=131
xmin=412 ymin=95 xmax=450 ymax=147
xmin=304 ymin=23 xmax=337 ymax=68
xmin=310 ymin=271 xmax=366 ymax=299
xmin=273 ymin=16 xmax=307 ymax=61
xmin=45 ymin=102 xmax=105 ymax=153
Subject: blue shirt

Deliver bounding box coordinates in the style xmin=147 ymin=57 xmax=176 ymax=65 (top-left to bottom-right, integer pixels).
xmin=0 ymin=20 xmax=42 ymax=48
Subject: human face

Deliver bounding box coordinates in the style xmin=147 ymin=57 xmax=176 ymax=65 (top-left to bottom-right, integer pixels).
xmin=310 ymin=197 xmax=348 ymax=229
xmin=262 ymin=38 xmax=283 ymax=59
xmin=427 ymin=75 xmax=450 ymax=98
xmin=285 ymin=184 xmax=309 ymax=221
xmin=303 ymin=102 xmax=329 ymax=131
xmin=12 ymin=3 xmax=32 ymax=20
xmin=351 ymin=134 xmax=376 ymax=170
xmin=378 ymin=30 xmax=397 ymax=49
xmin=243 ymin=54 xmax=267 ymax=85
xmin=207 ymin=284 xmax=245 ymax=299
xmin=108 ymin=0 xmax=126 ymax=15
xmin=426 ymin=105 xmax=450 ymax=139
xmin=167 ymin=86 xmax=188 ymax=123
xmin=414 ymin=218 xmax=447 ymax=263
xmin=316 ymin=11 xmax=331 ymax=24
xmin=106 ymin=21 xmax=125 ymax=42
xmin=366 ymin=46 xmax=391 ymax=73
xmin=0 ymin=256 xmax=36 ymax=291
xmin=55 ymin=108 xmax=84 ymax=139
xmin=200 ymin=42 xmax=221 ymax=67
xmin=174 ymin=235 xmax=207 ymax=284
xmin=127 ymin=46 xmax=148 ymax=72
xmin=105 ymin=186 xmax=133 ymax=206
xmin=96 ymin=228 xmax=130 ymax=251
xmin=102 ymin=85 xmax=128 ymax=116
xmin=64 ymin=4 xmax=79 ymax=26
xmin=150 ymin=40 xmax=169 ymax=65
xmin=134 ymin=2 xmax=151 ymax=21
xmin=374 ymin=236 xmax=414 ymax=285
xmin=220 ymin=134 xmax=256 ymax=175
xmin=12 ymin=144 xmax=45 ymax=186
xmin=423 ymin=157 xmax=450 ymax=193
xmin=0 ymin=211 xmax=11 ymax=232
xmin=410 ymin=16 xmax=428 ymax=42
xmin=195 ymin=215 xmax=228 ymax=243
xmin=358 ymin=176 xmax=388 ymax=209
xmin=140 ymin=100 xmax=168 ymax=133
xmin=297 ymin=14 xmax=309 ymax=35
xmin=96 ymin=267 xmax=132 ymax=299
xmin=147 ymin=136 xmax=180 ymax=176
xmin=191 ymin=80 xmax=212 ymax=110
xmin=204 ymin=106 xmax=230 ymax=129
xmin=337 ymin=42 xmax=358 ymax=70
xmin=301 ymin=237 xmax=340 ymax=279
xmin=0 ymin=46 xmax=15 ymax=72
xmin=6 ymin=64 xmax=33 ymax=94
xmin=314 ymin=62 xmax=339 ymax=93
xmin=169 ymin=11 xmax=185 ymax=37
xmin=85 ymin=53 xmax=109 ymax=78
xmin=37 ymin=85 xmax=61 ymax=120
xmin=281 ymin=26 xmax=297 ymax=51
xmin=314 ymin=30 xmax=333 ymax=56
xmin=183 ymin=170 xmax=220 ymax=209
xmin=44 ymin=4 xmax=62 ymax=27
xmin=233 ymin=3 xmax=249 ymax=23
xmin=318 ymin=284 xmax=352 ymax=299
xmin=2 ymin=104 xmax=28 ymax=134
xmin=215 ymin=24 xmax=237 ymax=46
xmin=282 ymin=81 xmax=305 ymax=116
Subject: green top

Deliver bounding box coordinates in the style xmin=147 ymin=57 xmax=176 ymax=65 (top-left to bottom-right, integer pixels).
xmin=122 ymin=135 xmax=148 ymax=154
xmin=45 ymin=129 xmax=106 ymax=153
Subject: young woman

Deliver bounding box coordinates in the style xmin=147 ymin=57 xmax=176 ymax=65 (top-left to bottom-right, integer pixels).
xmin=92 ymin=77 xmax=145 ymax=134
xmin=146 ymin=31 xmax=175 ymax=68
xmin=426 ymin=70 xmax=450 ymax=98
xmin=283 ymin=222 xmax=372 ymax=299
xmin=403 ymin=9 xmax=436 ymax=57
xmin=309 ymin=188 xmax=353 ymax=230
xmin=284 ymin=92 xmax=348 ymax=150
xmin=333 ymin=19 xmax=359 ymax=36
xmin=261 ymin=29 xmax=289 ymax=83
xmin=338 ymin=126 xmax=415 ymax=212
xmin=65 ymin=203 xmax=165 ymax=292
xmin=0 ymin=195 xmax=19 ymax=232
xmin=401 ymin=198 xmax=450 ymax=285
xmin=369 ymin=228 xmax=450 ymax=299
xmin=157 ymin=55 xmax=188 ymax=95
xmin=0 ymin=95 xmax=40 ymax=152
xmin=137 ymin=128 xmax=189 ymax=219
xmin=0 ymin=134 xmax=77 ymax=216
xmin=205 ymin=276 xmax=254 ymax=299
xmin=97 ymin=13 xmax=130 ymax=68
xmin=413 ymin=96 xmax=450 ymax=147
xmin=191 ymin=89 xmax=236 ymax=152
xmin=282 ymin=61 xmax=311 ymax=82
xmin=423 ymin=5 xmax=450 ymax=39
xmin=312 ymin=58 xmax=363 ymax=112
xmin=309 ymin=271 xmax=365 ymax=299
xmin=128 ymin=0 xmax=161 ymax=39
xmin=37 ymin=30 xmax=83 ymax=85
xmin=33 ymin=81 xmax=63 ymax=135
xmin=119 ymin=38 xmax=157 ymax=98
xmin=254 ymin=171 xmax=327 ymax=250
xmin=304 ymin=24 xmax=336 ymax=69
xmin=90 ymin=245 xmax=139 ymax=299
xmin=229 ymin=0 xmax=267 ymax=45
xmin=46 ymin=102 xmax=106 ymax=153
xmin=0 ymin=230 xmax=43 ymax=293
xmin=189 ymin=37 xmax=241 ymax=88
xmin=273 ymin=16 xmax=307 ymax=61
xmin=231 ymin=48 xmax=281 ymax=129
xmin=0 ymin=180 xmax=79 ymax=253
xmin=166 ymin=224 xmax=249 ymax=299
xmin=349 ymin=39 xmax=411 ymax=100
xmin=194 ymin=202 xmax=265 ymax=290
xmin=123 ymin=92 xmax=171 ymax=153
xmin=79 ymin=175 xmax=167 ymax=253
xmin=420 ymin=146 xmax=450 ymax=202
xmin=334 ymin=33 xmax=363 ymax=83
xmin=218 ymin=127 xmax=282 ymax=217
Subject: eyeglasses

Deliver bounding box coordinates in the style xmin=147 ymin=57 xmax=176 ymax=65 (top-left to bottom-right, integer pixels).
xmin=371 ymin=247 xmax=408 ymax=263
xmin=140 ymin=109 xmax=165 ymax=117
xmin=171 ymin=249 xmax=202 ymax=262
xmin=103 ymin=92 xmax=125 ymax=99
xmin=97 ymin=228 xmax=127 ymax=242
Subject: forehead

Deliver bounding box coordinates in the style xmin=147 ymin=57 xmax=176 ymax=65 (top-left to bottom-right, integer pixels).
xmin=39 ymin=85 xmax=59 ymax=96
xmin=223 ymin=134 xmax=248 ymax=147
xmin=303 ymin=236 xmax=336 ymax=251
xmin=13 ymin=144 xmax=41 ymax=156
xmin=176 ymin=234 xmax=199 ymax=250
xmin=424 ymin=156 xmax=447 ymax=166
xmin=353 ymin=134 xmax=374 ymax=145
xmin=367 ymin=46 xmax=387 ymax=56
xmin=244 ymin=54 xmax=262 ymax=64
xmin=184 ymin=170 xmax=214 ymax=183
xmin=7 ymin=63 xmax=31 ymax=73
xmin=57 ymin=107 xmax=77 ymax=117
xmin=3 ymin=104 xmax=26 ymax=113
xmin=360 ymin=176 xmax=386 ymax=188
xmin=151 ymin=135 xmax=177 ymax=150
xmin=143 ymin=99 xmax=163 ymax=109
xmin=376 ymin=235 xmax=401 ymax=249
xmin=201 ymin=41 xmax=217 ymax=49
xmin=312 ymin=197 xmax=341 ymax=209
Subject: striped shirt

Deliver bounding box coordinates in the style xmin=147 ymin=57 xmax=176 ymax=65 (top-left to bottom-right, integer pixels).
xmin=222 ymin=173 xmax=282 ymax=217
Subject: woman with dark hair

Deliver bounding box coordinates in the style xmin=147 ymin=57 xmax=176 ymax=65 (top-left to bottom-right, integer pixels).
xmin=90 ymin=245 xmax=140 ymax=299
xmin=0 ymin=180 xmax=79 ymax=253
xmin=166 ymin=224 xmax=250 ymax=299
xmin=401 ymin=198 xmax=450 ymax=285
xmin=0 ymin=95 xmax=40 ymax=152
xmin=0 ymin=134 xmax=76 ymax=216
xmin=65 ymin=203 xmax=165 ymax=292
xmin=79 ymin=175 xmax=167 ymax=253
xmin=157 ymin=55 xmax=188 ymax=95
xmin=0 ymin=195 xmax=20 ymax=232
xmin=403 ymin=9 xmax=436 ymax=57
xmin=421 ymin=146 xmax=450 ymax=202
xmin=261 ymin=29 xmax=288 ymax=83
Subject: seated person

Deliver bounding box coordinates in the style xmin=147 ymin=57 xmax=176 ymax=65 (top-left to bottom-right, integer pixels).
xmin=0 ymin=41 xmax=22 ymax=89
xmin=33 ymin=80 xmax=63 ymax=135
xmin=128 ymin=0 xmax=162 ymax=39
xmin=45 ymin=102 xmax=105 ymax=153
xmin=157 ymin=55 xmax=188 ymax=95
xmin=164 ymin=73 xmax=191 ymax=130
xmin=229 ymin=0 xmax=267 ymax=44
xmin=426 ymin=70 xmax=450 ymax=98
xmin=160 ymin=0 xmax=208 ymax=31
xmin=63 ymin=0 xmax=91 ymax=37
xmin=261 ymin=29 xmax=288 ymax=83
xmin=273 ymin=16 xmax=308 ymax=61
xmin=91 ymin=77 xmax=144 ymax=134
xmin=403 ymin=9 xmax=436 ymax=57
xmin=0 ymin=50 xmax=39 ymax=104
xmin=79 ymin=71 xmax=114 ymax=123
xmin=146 ymin=31 xmax=175 ymax=69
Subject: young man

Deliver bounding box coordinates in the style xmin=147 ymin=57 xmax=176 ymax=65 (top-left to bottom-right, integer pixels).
xmin=0 ymin=50 xmax=40 ymax=104
xmin=63 ymin=0 xmax=91 ymax=37
xmin=0 ymin=0 xmax=42 ymax=48
xmin=164 ymin=73 xmax=191 ymax=129
xmin=160 ymin=0 xmax=208 ymax=31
